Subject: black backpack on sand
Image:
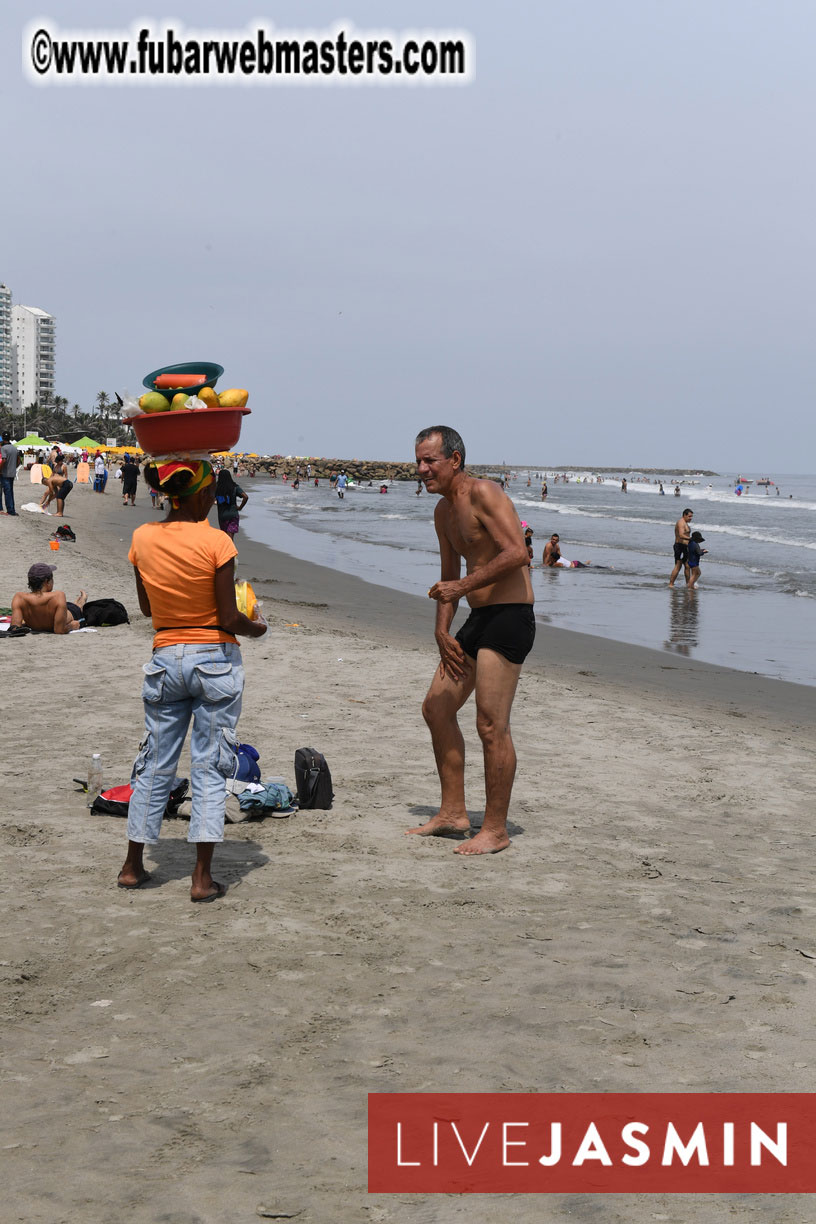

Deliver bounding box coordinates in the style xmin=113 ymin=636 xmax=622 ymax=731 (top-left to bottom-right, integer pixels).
xmin=294 ymin=747 xmax=334 ymax=810
xmin=83 ymin=598 xmax=129 ymax=627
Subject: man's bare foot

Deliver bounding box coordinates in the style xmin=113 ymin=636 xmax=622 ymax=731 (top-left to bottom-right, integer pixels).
xmin=406 ymin=813 xmax=471 ymax=837
xmin=76 ymin=590 xmax=87 ymax=608
xmin=454 ymin=828 xmax=511 ymax=856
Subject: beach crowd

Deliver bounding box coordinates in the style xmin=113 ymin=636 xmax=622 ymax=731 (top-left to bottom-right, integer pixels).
xmin=2 ymin=428 xmax=720 ymax=893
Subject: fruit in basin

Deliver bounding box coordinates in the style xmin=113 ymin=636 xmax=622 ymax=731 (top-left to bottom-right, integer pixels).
xmin=139 ymin=391 xmax=171 ymax=413
xmin=196 ymin=386 xmax=219 ymax=407
xmin=171 ymin=393 xmax=190 ymax=410
xmin=218 ymin=388 xmax=249 ymax=407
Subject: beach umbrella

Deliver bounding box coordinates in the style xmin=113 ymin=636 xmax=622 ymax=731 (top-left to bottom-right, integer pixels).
xmin=14 ymin=433 xmax=51 ymax=448
xmin=71 ymin=435 xmax=104 ymax=450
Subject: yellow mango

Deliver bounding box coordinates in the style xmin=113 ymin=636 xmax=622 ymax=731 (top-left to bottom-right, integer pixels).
xmin=218 ymin=388 xmax=249 ymax=408
xmin=170 ymin=393 xmax=190 ymax=411
xmin=139 ymin=391 xmax=171 ymax=413
xmin=196 ymin=385 xmax=219 ymax=407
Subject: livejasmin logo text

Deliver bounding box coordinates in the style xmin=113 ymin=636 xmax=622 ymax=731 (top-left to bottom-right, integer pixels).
xmin=395 ymin=1117 xmax=787 ymax=1169
xmin=368 ymin=1093 xmax=816 ymax=1194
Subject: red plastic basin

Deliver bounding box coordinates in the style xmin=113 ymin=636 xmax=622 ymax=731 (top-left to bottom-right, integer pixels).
xmin=131 ymin=406 xmax=251 ymax=456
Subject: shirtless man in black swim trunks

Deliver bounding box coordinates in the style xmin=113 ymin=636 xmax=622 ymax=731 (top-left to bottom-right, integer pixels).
xmin=669 ymin=508 xmax=694 ymax=587
xmin=41 ymin=458 xmax=74 ymax=516
xmin=408 ymin=427 xmax=534 ymax=855
xmin=10 ymin=563 xmax=86 ymax=633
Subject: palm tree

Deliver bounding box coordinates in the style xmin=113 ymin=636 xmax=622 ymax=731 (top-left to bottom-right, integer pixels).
xmin=50 ymin=395 xmax=67 ymax=433
xmin=95 ymin=391 xmax=110 ymax=417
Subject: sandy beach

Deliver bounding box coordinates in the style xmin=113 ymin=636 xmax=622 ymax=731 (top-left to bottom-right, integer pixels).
xmin=2 ymin=477 xmax=815 ymax=1223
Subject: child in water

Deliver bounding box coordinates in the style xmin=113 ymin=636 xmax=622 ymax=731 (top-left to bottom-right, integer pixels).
xmin=687 ymin=531 xmax=708 ymax=588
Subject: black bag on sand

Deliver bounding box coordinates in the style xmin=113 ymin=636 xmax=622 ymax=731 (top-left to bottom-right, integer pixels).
xmin=83 ymin=598 xmax=129 ymax=627
xmin=294 ymin=747 xmax=334 ymax=810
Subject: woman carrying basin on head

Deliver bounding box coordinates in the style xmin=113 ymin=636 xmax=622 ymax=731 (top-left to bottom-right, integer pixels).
xmin=118 ymin=459 xmax=266 ymax=903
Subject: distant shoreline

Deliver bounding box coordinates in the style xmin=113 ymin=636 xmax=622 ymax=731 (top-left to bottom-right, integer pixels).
xmin=472 ymin=465 xmax=721 ymax=477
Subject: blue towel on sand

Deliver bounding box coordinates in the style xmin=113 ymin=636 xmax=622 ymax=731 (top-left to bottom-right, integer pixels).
xmin=236 ymin=782 xmax=296 ymax=812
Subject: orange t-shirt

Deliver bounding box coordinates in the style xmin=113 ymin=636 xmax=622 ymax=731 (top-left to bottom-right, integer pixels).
xmin=128 ymin=520 xmax=238 ymax=650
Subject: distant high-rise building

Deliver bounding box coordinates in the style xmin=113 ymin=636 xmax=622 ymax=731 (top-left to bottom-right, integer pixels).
xmin=0 ymin=284 xmax=12 ymax=407
xmin=12 ymin=304 xmax=56 ymax=410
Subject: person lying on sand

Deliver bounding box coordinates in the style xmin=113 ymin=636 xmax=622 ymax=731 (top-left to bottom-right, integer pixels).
xmin=10 ymin=563 xmax=86 ymax=633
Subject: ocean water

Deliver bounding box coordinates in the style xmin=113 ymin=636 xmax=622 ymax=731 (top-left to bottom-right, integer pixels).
xmin=239 ymin=471 xmax=816 ymax=687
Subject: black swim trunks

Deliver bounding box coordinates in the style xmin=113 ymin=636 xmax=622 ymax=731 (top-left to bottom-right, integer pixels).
xmin=59 ymin=479 xmax=73 ymax=500
xmin=455 ymin=603 xmax=536 ymax=666
xmin=66 ymin=601 xmax=85 ymax=625
xmin=673 ymin=542 xmax=688 ymax=563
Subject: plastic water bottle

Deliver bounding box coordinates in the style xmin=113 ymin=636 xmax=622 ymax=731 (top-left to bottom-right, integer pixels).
xmin=87 ymin=753 xmax=103 ymax=806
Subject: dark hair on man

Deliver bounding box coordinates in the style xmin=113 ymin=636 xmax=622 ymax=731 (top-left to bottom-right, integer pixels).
xmin=683 ymin=507 xmax=693 ymax=516
xmin=415 ymin=426 xmax=466 ymax=470
xmin=28 ymin=576 xmax=48 ymax=593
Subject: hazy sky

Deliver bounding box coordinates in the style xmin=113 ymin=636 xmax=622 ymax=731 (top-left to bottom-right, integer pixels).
xmin=4 ymin=1 xmax=815 ymax=471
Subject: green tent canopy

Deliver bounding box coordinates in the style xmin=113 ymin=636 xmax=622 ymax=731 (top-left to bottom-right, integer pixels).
xmin=70 ymin=436 xmax=104 ymax=450
xmin=14 ymin=433 xmax=51 ymax=448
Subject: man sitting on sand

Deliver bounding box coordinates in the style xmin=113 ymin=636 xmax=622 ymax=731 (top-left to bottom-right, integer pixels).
xmin=10 ymin=563 xmax=86 ymax=633
xmin=408 ymin=426 xmax=535 ymax=856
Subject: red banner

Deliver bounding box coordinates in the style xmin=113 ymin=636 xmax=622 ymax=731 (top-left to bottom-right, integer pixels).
xmin=368 ymin=1094 xmax=816 ymax=1193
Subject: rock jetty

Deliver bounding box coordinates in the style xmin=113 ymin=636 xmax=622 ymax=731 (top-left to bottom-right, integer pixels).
xmin=231 ymin=455 xmax=720 ymax=482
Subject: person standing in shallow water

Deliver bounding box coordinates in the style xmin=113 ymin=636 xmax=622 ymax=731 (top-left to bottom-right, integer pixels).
xmin=215 ymin=469 xmax=248 ymax=538
xmin=669 ymin=508 xmax=694 ymax=587
xmin=408 ymin=426 xmax=535 ymax=856
xmin=118 ymin=460 xmax=267 ymax=902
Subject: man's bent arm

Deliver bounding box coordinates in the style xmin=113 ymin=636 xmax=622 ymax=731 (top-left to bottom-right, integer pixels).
xmin=434 ymin=590 xmax=458 ymax=641
xmin=53 ymin=592 xmax=71 ymax=634
xmin=10 ymin=592 xmax=25 ymax=628
xmin=433 ymin=516 xmax=462 ymax=624
xmin=432 ymin=514 xmax=466 ymax=678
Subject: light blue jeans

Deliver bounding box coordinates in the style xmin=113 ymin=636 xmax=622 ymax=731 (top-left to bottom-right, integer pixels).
xmin=128 ymin=642 xmax=244 ymax=844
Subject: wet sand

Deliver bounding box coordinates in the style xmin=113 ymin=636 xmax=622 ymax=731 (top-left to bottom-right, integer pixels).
xmin=2 ymin=479 xmax=814 ymax=1222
